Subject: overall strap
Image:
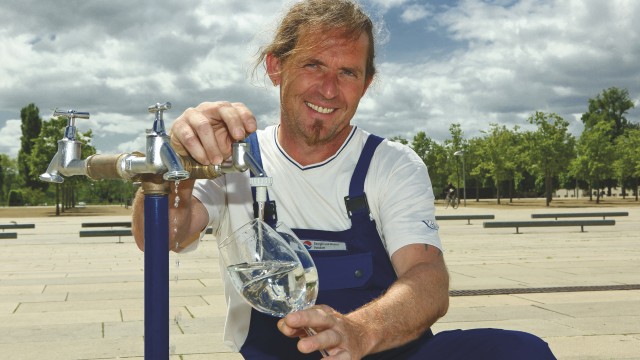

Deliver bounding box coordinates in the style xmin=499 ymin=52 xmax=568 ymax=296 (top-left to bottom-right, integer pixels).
xmin=345 ymin=134 xmax=384 ymax=218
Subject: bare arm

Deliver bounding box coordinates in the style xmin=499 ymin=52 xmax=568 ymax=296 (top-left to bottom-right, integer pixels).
xmin=131 ymin=101 xmax=257 ymax=252
xmin=278 ymin=243 xmax=449 ymax=358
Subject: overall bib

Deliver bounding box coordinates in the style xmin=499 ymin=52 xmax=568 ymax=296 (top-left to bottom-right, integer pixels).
xmin=239 ymin=133 xmax=434 ymax=359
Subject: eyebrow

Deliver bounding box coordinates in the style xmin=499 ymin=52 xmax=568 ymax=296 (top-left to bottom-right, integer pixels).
xmin=305 ymin=57 xmax=364 ymax=77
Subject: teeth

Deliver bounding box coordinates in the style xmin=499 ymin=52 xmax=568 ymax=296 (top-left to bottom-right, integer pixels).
xmin=306 ymin=102 xmax=334 ymax=114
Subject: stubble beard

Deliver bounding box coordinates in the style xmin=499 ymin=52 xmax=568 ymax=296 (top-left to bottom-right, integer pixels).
xmin=305 ymin=120 xmax=325 ymax=146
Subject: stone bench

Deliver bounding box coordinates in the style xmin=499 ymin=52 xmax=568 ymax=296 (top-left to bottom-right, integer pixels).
xmin=531 ymin=211 xmax=628 ymax=220
xmin=483 ymin=219 xmax=615 ymax=234
xmin=81 ymin=222 xmax=132 ymax=228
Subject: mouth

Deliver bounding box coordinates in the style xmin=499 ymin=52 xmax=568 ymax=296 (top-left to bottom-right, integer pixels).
xmin=305 ymin=101 xmax=335 ymax=114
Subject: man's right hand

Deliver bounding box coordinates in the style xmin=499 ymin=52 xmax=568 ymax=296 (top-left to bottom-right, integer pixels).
xmin=169 ymin=101 xmax=258 ymax=165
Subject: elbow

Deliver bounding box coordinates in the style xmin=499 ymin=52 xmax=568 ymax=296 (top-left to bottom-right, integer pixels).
xmin=436 ymin=267 xmax=450 ymax=319
xmin=438 ymin=293 xmax=450 ymax=319
xmin=134 ymin=234 xmax=145 ymax=252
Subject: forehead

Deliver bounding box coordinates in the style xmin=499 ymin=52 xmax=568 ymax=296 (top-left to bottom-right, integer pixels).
xmin=293 ymin=27 xmax=369 ymax=63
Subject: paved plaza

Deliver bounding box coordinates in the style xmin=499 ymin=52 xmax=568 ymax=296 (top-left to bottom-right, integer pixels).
xmin=0 ymin=203 xmax=638 ymax=359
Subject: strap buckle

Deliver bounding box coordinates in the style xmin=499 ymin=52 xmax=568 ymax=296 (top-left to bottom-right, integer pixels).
xmin=344 ymin=193 xmax=369 ymax=219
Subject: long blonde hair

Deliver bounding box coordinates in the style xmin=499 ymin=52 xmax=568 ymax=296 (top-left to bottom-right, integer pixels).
xmin=254 ymin=0 xmax=377 ymax=81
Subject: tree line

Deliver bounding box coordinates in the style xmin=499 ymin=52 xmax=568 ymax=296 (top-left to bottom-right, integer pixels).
xmin=392 ymin=87 xmax=638 ymax=206
xmin=1 ymin=87 xmax=637 ymax=212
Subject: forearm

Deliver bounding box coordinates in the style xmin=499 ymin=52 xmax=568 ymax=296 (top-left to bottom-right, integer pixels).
xmin=131 ymin=179 xmax=209 ymax=253
xmin=349 ymin=256 xmax=449 ymax=355
xmin=131 ymin=188 xmax=146 ymax=251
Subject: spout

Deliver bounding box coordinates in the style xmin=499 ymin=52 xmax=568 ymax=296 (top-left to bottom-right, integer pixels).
xmin=39 ymin=152 xmax=64 ymax=183
xmin=39 ymin=138 xmax=86 ymax=182
xmin=160 ymin=142 xmax=190 ymax=181
xmin=243 ymin=151 xmax=266 ymax=177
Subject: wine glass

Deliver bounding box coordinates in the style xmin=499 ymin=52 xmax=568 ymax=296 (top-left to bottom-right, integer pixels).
xmin=274 ymin=222 xmax=319 ymax=310
xmin=218 ymin=219 xmax=328 ymax=357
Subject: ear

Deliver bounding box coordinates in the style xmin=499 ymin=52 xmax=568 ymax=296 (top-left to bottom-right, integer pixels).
xmin=362 ymin=75 xmax=373 ymax=96
xmin=266 ymin=53 xmax=282 ymax=86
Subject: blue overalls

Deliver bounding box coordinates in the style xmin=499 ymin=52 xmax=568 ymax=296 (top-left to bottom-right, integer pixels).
xmin=238 ymin=133 xmax=556 ymax=360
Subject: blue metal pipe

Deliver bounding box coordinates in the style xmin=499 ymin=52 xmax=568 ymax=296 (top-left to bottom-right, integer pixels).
xmin=144 ymin=194 xmax=169 ymax=359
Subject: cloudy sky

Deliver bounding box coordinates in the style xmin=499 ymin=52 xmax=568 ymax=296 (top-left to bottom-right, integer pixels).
xmin=1 ymin=0 xmax=639 ymax=158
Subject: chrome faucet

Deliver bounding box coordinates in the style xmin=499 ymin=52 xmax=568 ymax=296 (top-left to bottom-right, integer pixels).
xmin=39 ymin=109 xmax=90 ymax=183
xmin=39 ymin=102 xmax=262 ymax=185
xmin=124 ymin=102 xmax=190 ymax=181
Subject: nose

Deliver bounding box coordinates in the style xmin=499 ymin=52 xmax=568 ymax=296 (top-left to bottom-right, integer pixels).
xmin=318 ymin=72 xmax=339 ymax=100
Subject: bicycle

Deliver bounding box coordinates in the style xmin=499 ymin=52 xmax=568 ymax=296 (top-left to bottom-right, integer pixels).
xmin=444 ymin=192 xmax=460 ymax=209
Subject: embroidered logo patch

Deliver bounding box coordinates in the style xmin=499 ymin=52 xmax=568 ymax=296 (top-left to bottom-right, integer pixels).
xmin=422 ymin=220 xmax=439 ymax=230
xmin=302 ymin=240 xmax=347 ymax=251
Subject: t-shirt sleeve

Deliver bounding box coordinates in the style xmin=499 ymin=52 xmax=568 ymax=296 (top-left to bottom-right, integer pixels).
xmin=369 ymin=142 xmax=442 ymax=256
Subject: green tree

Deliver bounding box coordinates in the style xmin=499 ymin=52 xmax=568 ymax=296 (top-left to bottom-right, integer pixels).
xmin=466 ymin=137 xmax=487 ymax=202
xmin=581 ymin=87 xmax=637 ymax=194
xmin=389 ymin=135 xmax=408 ymax=145
xmin=571 ymin=121 xmax=616 ymax=203
xmin=477 ymin=124 xmax=520 ymax=204
xmin=446 ymin=123 xmax=470 ymax=203
xmin=581 ymin=87 xmax=637 ymax=138
xmin=410 ymin=131 xmax=448 ymax=196
xmin=0 ymin=154 xmax=20 ymax=203
xmin=17 ymin=103 xmax=43 ymax=190
xmin=524 ymin=112 xmax=576 ymax=206
xmin=613 ymin=128 xmax=640 ymax=200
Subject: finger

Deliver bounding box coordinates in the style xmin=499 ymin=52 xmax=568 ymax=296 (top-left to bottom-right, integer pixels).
xmin=231 ymin=102 xmax=258 ymax=136
xmin=298 ymin=328 xmax=343 ymax=355
xmin=281 ymin=307 xmax=337 ymax=335
xmin=197 ymin=101 xmax=257 ymax=141
xmin=277 ymin=317 xmax=307 ymax=338
xmin=170 ymin=108 xmax=221 ymax=165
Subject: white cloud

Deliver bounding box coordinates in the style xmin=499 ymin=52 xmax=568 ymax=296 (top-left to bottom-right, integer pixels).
xmin=0 ymin=0 xmax=639 ymax=159
xmin=400 ymin=4 xmax=432 ymax=23
xmin=358 ymin=0 xmax=640 ymax=140
xmin=0 ymin=120 xmax=22 ymax=157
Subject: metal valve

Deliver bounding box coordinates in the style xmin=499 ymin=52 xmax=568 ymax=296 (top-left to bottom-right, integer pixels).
xmin=149 ymin=102 xmax=171 ymax=135
xmin=54 ymin=109 xmax=90 ymax=141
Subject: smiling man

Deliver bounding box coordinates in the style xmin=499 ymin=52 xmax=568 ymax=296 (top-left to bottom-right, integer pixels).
xmin=131 ymin=1 xmax=556 ymax=359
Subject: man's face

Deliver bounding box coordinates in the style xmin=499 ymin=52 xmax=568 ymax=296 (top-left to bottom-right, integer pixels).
xmin=268 ymin=29 xmax=372 ymax=147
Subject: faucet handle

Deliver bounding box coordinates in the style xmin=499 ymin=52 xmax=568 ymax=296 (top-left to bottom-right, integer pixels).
xmin=148 ymin=102 xmax=172 ymax=113
xmin=148 ymin=102 xmax=171 ymax=134
xmin=53 ymin=109 xmax=90 ymax=119
xmin=53 ymin=109 xmax=89 ymax=140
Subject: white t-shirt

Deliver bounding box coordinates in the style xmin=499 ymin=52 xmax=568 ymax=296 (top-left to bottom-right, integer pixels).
xmin=192 ymin=125 xmax=441 ymax=351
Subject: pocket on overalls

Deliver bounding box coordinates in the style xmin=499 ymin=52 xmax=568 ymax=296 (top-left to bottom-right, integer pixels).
xmin=313 ymin=252 xmax=373 ymax=291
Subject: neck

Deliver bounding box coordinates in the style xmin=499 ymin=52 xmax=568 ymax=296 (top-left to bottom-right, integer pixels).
xmin=277 ymin=125 xmax=352 ymax=166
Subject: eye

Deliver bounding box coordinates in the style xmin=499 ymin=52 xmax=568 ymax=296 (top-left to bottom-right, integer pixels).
xmin=342 ymin=69 xmax=357 ymax=78
xmin=340 ymin=69 xmax=360 ymax=80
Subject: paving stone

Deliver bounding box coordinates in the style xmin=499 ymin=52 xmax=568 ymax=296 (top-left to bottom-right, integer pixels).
xmin=546 ymin=334 xmax=640 ymax=360
xmin=0 ymin=206 xmax=638 ymax=359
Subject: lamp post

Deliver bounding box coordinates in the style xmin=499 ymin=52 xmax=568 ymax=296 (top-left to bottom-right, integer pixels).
xmin=454 ymin=150 xmax=466 ymax=207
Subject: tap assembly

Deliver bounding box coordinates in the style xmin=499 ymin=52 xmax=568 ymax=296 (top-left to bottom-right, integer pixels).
xmin=39 ymin=109 xmax=90 ymax=183
xmin=39 ymin=102 xmax=262 ymax=186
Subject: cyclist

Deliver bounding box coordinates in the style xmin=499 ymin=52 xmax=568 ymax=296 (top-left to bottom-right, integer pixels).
xmin=444 ymin=183 xmax=458 ymax=209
